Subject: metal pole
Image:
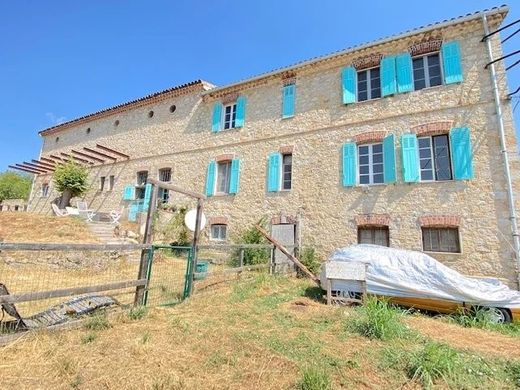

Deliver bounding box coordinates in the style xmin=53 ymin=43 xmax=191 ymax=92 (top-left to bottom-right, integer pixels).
xmin=482 ymin=15 xmax=520 ymax=288
xmin=188 ymin=198 xmax=204 ymax=297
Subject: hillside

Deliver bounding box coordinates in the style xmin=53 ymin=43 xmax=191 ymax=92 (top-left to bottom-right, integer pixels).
xmin=3 ymin=276 xmax=520 ymax=389
xmin=0 ymin=212 xmax=98 ymax=243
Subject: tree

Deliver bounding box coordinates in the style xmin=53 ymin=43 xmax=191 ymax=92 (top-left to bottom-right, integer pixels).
xmin=53 ymin=161 xmax=89 ymax=208
xmin=0 ymin=171 xmax=32 ymax=202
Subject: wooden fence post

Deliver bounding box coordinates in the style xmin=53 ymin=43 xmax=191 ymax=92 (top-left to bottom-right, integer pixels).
xmin=134 ymin=183 xmax=158 ymax=305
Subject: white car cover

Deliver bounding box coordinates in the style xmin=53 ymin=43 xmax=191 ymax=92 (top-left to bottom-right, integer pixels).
xmin=320 ymin=244 xmax=520 ymax=309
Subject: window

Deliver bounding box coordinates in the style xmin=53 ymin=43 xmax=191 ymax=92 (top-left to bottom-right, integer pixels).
xmin=210 ymin=224 xmax=227 ymax=241
xmin=223 ymin=103 xmax=237 ymax=130
xmin=216 ymin=161 xmax=231 ymax=194
xmin=413 ymin=53 xmax=442 ymax=91
xmin=282 ymin=153 xmax=292 ymax=190
xmin=357 ymin=67 xmax=381 ymax=101
xmin=418 ymin=135 xmax=452 ymax=181
xmin=358 ymin=227 xmax=389 ymax=246
xmin=135 ymin=171 xmax=148 ymax=199
xmin=100 ymin=176 xmax=106 ymax=191
xmin=358 ymin=143 xmax=384 ymax=185
xmin=41 ymin=183 xmax=49 ymax=197
xmin=158 ymin=168 xmax=172 ymax=203
xmin=422 ymin=227 xmax=460 ymax=253
xmin=109 ymin=175 xmax=115 ymax=191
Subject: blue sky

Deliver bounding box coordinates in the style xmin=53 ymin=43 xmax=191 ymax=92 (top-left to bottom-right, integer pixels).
xmin=1 ymin=1 xmax=519 ymax=172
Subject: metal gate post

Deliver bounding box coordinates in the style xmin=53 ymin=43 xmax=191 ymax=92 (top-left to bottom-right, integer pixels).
xmin=142 ymin=246 xmax=155 ymax=306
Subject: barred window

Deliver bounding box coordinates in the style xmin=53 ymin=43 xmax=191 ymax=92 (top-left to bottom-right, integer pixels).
xmin=422 ymin=227 xmax=460 ymax=253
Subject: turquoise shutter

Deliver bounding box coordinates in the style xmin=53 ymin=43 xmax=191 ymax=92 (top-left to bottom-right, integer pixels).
xmin=235 ymin=95 xmax=246 ymax=128
xmin=142 ymin=183 xmax=152 ymax=210
xmin=342 ymin=143 xmax=357 ymax=187
xmin=205 ymin=161 xmax=216 ymax=196
xmin=396 ymin=53 xmax=413 ymax=93
xmin=123 ymin=185 xmax=135 ymax=200
xmin=267 ymin=153 xmax=281 ymax=192
xmin=401 ymin=134 xmax=419 ymax=183
xmin=282 ymin=84 xmax=295 ymax=118
xmin=128 ymin=203 xmax=139 ymax=222
xmin=229 ymin=158 xmax=241 ymax=194
xmin=212 ymin=102 xmax=222 ymax=133
xmin=342 ymin=67 xmax=356 ymax=104
xmin=381 ymin=56 xmax=397 ymax=97
xmin=450 ymin=127 xmax=473 ymax=180
xmin=383 ymin=134 xmax=396 ymax=183
xmin=442 ymin=41 xmax=463 ymax=84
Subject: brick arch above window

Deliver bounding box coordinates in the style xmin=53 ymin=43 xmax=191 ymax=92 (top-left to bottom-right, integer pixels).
xmin=209 ymin=216 xmax=228 ymax=225
xmin=412 ymin=121 xmax=453 ymax=137
xmin=419 ymin=214 xmax=460 ymax=228
xmin=355 ymin=214 xmax=390 ymax=227
xmin=215 ymin=153 xmax=235 ymax=162
xmin=353 ymin=131 xmax=387 ymax=144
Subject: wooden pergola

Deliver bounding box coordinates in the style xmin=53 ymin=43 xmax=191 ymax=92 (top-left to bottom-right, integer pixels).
xmin=9 ymin=144 xmax=130 ymax=175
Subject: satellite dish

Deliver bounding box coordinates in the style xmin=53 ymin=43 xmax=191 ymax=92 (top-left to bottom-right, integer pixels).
xmin=184 ymin=209 xmax=207 ymax=232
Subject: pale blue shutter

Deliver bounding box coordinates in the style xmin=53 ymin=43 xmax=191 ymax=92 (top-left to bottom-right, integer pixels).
xmin=142 ymin=183 xmax=152 ymax=210
xmin=383 ymin=134 xmax=396 ymax=183
xmin=396 ymin=53 xmax=413 ymax=93
xmin=267 ymin=153 xmax=281 ymax=192
xmin=401 ymin=134 xmax=419 ymax=183
xmin=128 ymin=203 xmax=139 ymax=221
xmin=123 ymin=185 xmax=135 ymax=200
xmin=205 ymin=161 xmax=216 ymax=196
xmin=282 ymin=84 xmax=295 ymax=118
xmin=450 ymin=127 xmax=473 ymax=180
xmin=342 ymin=143 xmax=357 ymax=187
xmin=229 ymin=158 xmax=241 ymax=194
xmin=235 ymin=96 xmax=246 ymax=128
xmin=381 ymin=56 xmax=397 ymax=97
xmin=442 ymin=41 xmax=463 ymax=84
xmin=212 ymin=102 xmax=222 ymax=133
xmin=342 ymin=67 xmax=356 ymax=104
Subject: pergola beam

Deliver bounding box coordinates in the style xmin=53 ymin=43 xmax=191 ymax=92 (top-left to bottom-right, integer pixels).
xmin=96 ymin=144 xmax=129 ymax=159
xmin=9 ymin=165 xmax=40 ymax=174
xmin=71 ymin=149 xmax=105 ymax=163
xmin=49 ymin=154 xmax=66 ymax=162
xmin=60 ymin=153 xmax=93 ymax=165
xmin=32 ymin=159 xmax=55 ymax=169
xmin=84 ymin=147 xmax=117 ymax=161
xmin=15 ymin=164 xmax=47 ymax=174
xmin=23 ymin=161 xmax=54 ymax=172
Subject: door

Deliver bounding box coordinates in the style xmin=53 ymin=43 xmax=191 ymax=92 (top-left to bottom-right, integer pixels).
xmin=271 ymin=223 xmax=295 ymax=273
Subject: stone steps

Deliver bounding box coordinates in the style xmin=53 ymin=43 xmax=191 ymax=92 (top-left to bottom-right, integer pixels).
xmin=86 ymin=221 xmax=128 ymax=244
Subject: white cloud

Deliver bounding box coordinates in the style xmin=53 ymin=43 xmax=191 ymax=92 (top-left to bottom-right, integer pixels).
xmin=45 ymin=112 xmax=67 ymax=125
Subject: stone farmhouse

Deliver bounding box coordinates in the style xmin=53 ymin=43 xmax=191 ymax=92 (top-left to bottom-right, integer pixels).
xmin=25 ymin=6 xmax=520 ymax=286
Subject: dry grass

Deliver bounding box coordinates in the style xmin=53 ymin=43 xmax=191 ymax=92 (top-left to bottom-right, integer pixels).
xmin=0 ymin=212 xmax=98 ymax=243
xmin=2 ymin=276 xmax=520 ymax=389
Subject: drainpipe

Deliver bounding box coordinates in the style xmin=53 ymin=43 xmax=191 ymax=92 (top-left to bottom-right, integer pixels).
xmin=482 ymin=15 xmax=520 ymax=288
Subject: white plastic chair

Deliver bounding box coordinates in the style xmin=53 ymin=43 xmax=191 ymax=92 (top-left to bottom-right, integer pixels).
xmin=51 ymin=203 xmax=69 ymax=217
xmin=76 ymin=201 xmax=96 ymax=222
xmin=109 ymin=207 xmax=124 ymax=224
xmin=65 ymin=207 xmax=80 ymax=216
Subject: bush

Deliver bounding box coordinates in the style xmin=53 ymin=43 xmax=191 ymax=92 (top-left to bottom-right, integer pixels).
xmin=53 ymin=161 xmax=89 ymax=207
xmin=350 ymin=297 xmax=410 ymax=340
xmin=0 ymin=171 xmax=31 ymax=201
xmin=407 ymin=342 xmax=459 ymax=389
xmin=231 ymin=222 xmax=269 ymax=266
xmin=297 ymin=367 xmax=331 ymax=390
xmin=299 ymin=247 xmax=321 ymax=276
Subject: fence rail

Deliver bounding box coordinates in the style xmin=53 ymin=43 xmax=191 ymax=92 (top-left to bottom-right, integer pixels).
xmin=0 ymin=242 xmax=150 ymax=251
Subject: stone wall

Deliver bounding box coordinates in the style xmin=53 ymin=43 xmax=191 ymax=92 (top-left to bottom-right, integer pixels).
xmin=29 ymin=14 xmax=520 ymax=286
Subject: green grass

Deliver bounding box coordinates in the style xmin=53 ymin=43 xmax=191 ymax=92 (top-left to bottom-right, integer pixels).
xmin=297 ymin=367 xmax=332 ymax=390
xmin=128 ymin=306 xmax=148 ymax=321
xmin=348 ymin=297 xmax=412 ymax=340
xmin=407 ymin=342 xmax=459 ymax=389
xmin=80 ymin=332 xmax=97 ymax=344
xmin=83 ymin=312 xmax=111 ymax=331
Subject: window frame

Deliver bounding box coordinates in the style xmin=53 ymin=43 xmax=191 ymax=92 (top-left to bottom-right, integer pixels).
xmin=99 ymin=176 xmax=106 ymax=192
xmin=357 ymin=226 xmax=390 ymax=247
xmin=215 ymin=160 xmax=232 ymax=195
xmin=158 ymin=168 xmax=172 ymax=203
xmin=41 ymin=183 xmax=49 ymax=198
xmin=358 ymin=142 xmax=384 ymax=185
xmin=412 ymin=52 xmax=444 ymax=91
xmin=357 ymin=66 xmax=381 ymax=102
xmin=222 ymin=103 xmax=237 ymax=130
xmin=210 ymin=224 xmax=228 ymax=241
xmin=418 ymin=134 xmax=453 ymax=182
xmin=280 ymin=153 xmax=293 ymax=191
xmin=421 ymin=227 xmax=461 ymax=253
xmin=108 ymin=175 xmax=115 ymax=191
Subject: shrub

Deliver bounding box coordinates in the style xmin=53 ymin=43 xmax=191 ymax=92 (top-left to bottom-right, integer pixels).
xmin=0 ymin=171 xmax=31 ymax=201
xmin=53 ymin=161 xmax=89 ymax=207
xmin=407 ymin=342 xmax=459 ymax=389
xmin=298 ymin=247 xmax=321 ymax=276
xmin=297 ymin=367 xmax=332 ymax=390
xmin=231 ymin=222 xmax=269 ymax=266
xmin=350 ymin=297 xmax=409 ymax=340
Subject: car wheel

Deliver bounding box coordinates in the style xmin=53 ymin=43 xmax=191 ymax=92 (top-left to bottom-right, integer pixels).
xmin=484 ymin=307 xmax=512 ymax=324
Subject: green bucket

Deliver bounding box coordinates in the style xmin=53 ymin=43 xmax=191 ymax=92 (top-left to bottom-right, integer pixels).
xmin=194 ymin=260 xmax=209 ymax=280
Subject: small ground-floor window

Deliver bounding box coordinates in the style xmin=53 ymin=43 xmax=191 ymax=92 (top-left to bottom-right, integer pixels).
xmin=210 ymin=224 xmax=227 ymax=241
xmin=422 ymin=227 xmax=460 ymax=253
xmin=358 ymin=226 xmax=389 ymax=246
